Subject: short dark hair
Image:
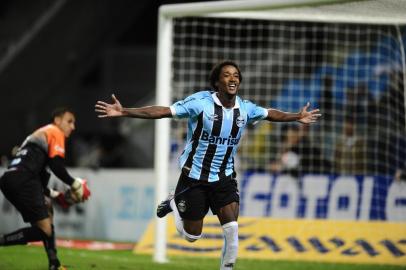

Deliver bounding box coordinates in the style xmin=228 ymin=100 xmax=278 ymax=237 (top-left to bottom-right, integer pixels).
xmin=50 ymin=107 xmax=73 ymax=122
xmin=209 ymin=60 xmax=242 ymax=91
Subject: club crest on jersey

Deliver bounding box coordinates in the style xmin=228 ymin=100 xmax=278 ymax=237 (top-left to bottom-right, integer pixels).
xmin=54 ymin=145 xmax=65 ymax=154
xmin=236 ymin=115 xmax=245 ymax=127
xmin=177 ymin=200 xmax=186 ymax=213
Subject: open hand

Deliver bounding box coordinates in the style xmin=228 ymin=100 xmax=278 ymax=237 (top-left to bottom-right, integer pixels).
xmin=298 ymin=102 xmax=321 ymax=124
xmin=95 ymin=94 xmax=124 ymax=118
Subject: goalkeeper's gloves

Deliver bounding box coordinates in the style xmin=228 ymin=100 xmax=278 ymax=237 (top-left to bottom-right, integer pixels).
xmin=49 ymin=189 xmax=75 ymax=209
xmin=71 ymin=178 xmax=91 ymax=202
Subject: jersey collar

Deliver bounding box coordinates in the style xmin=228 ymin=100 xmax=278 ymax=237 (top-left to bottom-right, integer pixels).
xmin=212 ymin=92 xmax=240 ymax=109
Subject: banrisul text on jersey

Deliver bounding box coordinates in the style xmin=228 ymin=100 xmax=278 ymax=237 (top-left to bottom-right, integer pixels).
xmin=200 ymin=131 xmax=240 ymax=146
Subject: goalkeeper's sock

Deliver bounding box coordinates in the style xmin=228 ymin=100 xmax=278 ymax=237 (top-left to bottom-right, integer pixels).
xmin=0 ymin=226 xmax=45 ymax=246
xmin=170 ymin=199 xmax=184 ymax=236
xmin=220 ymin=221 xmax=238 ymax=270
xmin=43 ymin=225 xmax=60 ymax=267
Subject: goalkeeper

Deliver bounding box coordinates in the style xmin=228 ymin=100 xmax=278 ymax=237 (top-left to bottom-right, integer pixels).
xmin=95 ymin=60 xmax=321 ymax=270
xmin=0 ymin=108 xmax=91 ymax=270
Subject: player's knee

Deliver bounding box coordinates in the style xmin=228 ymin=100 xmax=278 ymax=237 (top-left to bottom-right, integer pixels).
xmin=35 ymin=221 xmax=53 ymax=237
xmin=183 ymin=223 xmax=202 ymax=236
xmin=184 ymin=234 xmax=201 ymax=243
xmin=182 ymin=228 xmax=201 ymax=242
xmin=40 ymin=226 xmax=52 ymax=238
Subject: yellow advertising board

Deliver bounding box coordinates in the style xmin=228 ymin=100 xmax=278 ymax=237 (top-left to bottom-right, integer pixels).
xmin=135 ymin=217 xmax=406 ymax=266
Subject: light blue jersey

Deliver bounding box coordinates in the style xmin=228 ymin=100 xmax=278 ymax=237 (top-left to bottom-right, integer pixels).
xmin=170 ymin=91 xmax=268 ymax=182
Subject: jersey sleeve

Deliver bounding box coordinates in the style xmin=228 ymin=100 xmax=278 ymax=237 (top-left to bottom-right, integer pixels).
xmin=244 ymin=100 xmax=268 ymax=124
xmin=45 ymin=126 xmax=66 ymax=158
xmin=170 ymin=92 xmax=205 ymax=119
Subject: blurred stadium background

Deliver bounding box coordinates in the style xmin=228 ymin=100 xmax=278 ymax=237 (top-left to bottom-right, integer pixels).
xmin=0 ymin=0 xmax=213 ymax=169
xmin=0 ymin=0 xmax=405 ymax=269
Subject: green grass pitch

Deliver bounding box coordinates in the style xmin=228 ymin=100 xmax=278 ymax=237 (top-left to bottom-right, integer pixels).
xmin=0 ymin=246 xmax=403 ymax=270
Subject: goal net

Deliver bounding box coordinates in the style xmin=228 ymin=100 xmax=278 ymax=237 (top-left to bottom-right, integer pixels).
xmin=170 ymin=10 xmax=406 ymax=178
xmin=154 ymin=0 xmax=406 ymax=264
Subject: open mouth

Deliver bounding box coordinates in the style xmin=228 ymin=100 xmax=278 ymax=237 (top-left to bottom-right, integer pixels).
xmin=228 ymin=83 xmax=237 ymax=90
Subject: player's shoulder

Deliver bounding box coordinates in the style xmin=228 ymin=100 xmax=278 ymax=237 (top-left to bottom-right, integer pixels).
xmin=182 ymin=90 xmax=214 ymax=104
xmin=39 ymin=124 xmax=59 ymax=132
xmin=238 ymin=96 xmax=256 ymax=107
xmin=238 ymin=97 xmax=267 ymax=114
xmin=39 ymin=124 xmax=64 ymax=138
xmin=188 ymin=90 xmax=213 ymax=100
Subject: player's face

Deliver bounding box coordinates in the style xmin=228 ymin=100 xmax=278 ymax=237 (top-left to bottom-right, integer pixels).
xmin=216 ymin=65 xmax=240 ymax=96
xmin=55 ymin=112 xmax=76 ymax=138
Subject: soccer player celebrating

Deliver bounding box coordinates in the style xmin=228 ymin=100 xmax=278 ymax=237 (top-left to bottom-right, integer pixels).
xmin=95 ymin=60 xmax=321 ymax=270
xmin=0 ymin=108 xmax=91 ymax=270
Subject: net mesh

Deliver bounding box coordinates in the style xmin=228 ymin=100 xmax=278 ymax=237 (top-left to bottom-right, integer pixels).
xmin=170 ymin=17 xmax=406 ymax=180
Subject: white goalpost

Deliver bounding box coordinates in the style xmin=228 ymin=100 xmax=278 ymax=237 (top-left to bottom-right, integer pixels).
xmin=154 ymin=0 xmax=406 ymax=264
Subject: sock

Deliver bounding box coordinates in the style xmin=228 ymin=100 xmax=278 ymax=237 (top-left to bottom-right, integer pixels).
xmin=43 ymin=225 xmax=60 ymax=267
xmin=182 ymin=228 xmax=201 ymax=243
xmin=0 ymin=226 xmax=44 ymax=246
xmin=170 ymin=199 xmax=185 ymax=236
xmin=220 ymin=221 xmax=238 ymax=270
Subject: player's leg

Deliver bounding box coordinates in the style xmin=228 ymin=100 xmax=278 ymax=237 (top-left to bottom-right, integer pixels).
xmin=40 ymin=196 xmax=64 ymax=270
xmin=0 ymin=171 xmax=65 ymax=269
xmin=173 ymin=175 xmax=209 ymax=242
xmin=0 ymin=171 xmax=50 ymax=246
xmin=179 ymin=218 xmax=204 ymax=242
xmin=159 ymin=195 xmax=200 ymax=240
xmin=157 ymin=173 xmax=208 ymax=242
xmin=211 ymin=177 xmax=240 ymax=270
xmin=160 ymin=195 xmax=204 ymax=242
xmin=217 ymin=202 xmax=239 ymax=270
xmin=0 ymin=223 xmax=48 ymax=246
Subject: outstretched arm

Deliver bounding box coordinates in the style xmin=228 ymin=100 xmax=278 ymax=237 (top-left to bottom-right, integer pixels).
xmin=266 ymin=102 xmax=321 ymax=124
xmin=95 ymin=94 xmax=172 ymax=119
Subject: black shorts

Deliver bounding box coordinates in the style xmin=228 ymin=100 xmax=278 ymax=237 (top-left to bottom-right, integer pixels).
xmin=0 ymin=170 xmax=48 ymax=223
xmin=174 ymin=172 xmax=239 ymax=220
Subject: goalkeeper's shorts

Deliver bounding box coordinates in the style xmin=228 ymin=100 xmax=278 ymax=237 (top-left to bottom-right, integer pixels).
xmin=0 ymin=170 xmax=49 ymax=223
